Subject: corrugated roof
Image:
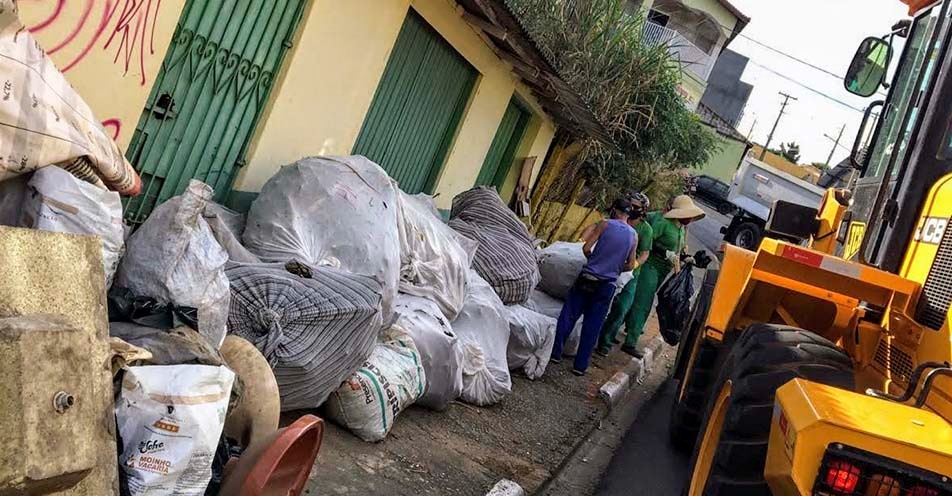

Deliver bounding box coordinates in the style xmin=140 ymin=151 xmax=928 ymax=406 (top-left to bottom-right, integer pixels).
xmin=696 ymin=102 xmax=747 ymax=142
xmin=717 ymin=0 xmax=750 ymax=24
xmin=455 ymin=0 xmax=612 ymax=144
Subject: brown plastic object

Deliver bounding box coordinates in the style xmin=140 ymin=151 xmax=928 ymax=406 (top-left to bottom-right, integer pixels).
xmin=219 ymin=414 xmax=325 ymax=496
xmin=221 ymin=335 xmax=281 ymax=447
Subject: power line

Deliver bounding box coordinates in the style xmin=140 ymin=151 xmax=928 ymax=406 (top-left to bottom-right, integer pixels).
xmin=669 ymin=16 xmax=891 ymax=97
xmin=737 ymin=33 xmax=846 ymax=81
xmin=735 ymin=33 xmax=890 ymax=98
xmin=746 ymin=59 xmax=867 ymax=113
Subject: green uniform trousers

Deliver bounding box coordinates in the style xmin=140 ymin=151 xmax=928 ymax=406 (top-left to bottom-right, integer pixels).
xmin=597 ymin=259 xmax=669 ymax=351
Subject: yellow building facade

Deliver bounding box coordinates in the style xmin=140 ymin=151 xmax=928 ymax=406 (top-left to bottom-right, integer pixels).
xmin=21 ymin=0 xmax=558 ymax=213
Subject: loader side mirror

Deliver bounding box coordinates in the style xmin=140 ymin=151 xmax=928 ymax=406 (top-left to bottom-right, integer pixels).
xmin=845 ymin=37 xmax=892 ymax=97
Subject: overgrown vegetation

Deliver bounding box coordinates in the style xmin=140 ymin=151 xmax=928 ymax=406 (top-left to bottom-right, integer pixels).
xmin=511 ymin=0 xmax=719 ymax=212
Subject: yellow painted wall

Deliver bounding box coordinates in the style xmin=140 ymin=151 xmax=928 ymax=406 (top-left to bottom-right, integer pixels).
xmin=679 ymin=71 xmax=706 ymax=110
xmin=498 ymin=101 xmax=557 ymax=203
xmin=750 ymin=144 xmax=820 ymax=183
xmin=234 ymin=0 xmax=557 ymax=210
xmin=536 ymin=201 xmax=603 ymax=242
xmin=19 ymin=0 xmax=187 ymax=151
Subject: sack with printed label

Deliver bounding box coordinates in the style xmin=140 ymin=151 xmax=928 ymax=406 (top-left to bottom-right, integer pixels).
xmin=116 ymin=364 xmax=235 ymax=496
xmin=324 ymin=325 xmax=426 ymax=442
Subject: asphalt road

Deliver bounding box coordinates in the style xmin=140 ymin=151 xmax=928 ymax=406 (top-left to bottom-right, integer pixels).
xmin=687 ymin=201 xmax=731 ymax=256
xmin=594 ymin=380 xmax=689 ymax=496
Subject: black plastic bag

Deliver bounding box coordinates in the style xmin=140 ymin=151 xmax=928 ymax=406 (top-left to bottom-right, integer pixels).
xmin=656 ymin=264 xmax=695 ymax=346
xmin=107 ymin=286 xmax=198 ymax=331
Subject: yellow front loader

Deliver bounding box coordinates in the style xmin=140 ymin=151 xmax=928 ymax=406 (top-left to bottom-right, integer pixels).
xmin=671 ymin=1 xmax=952 ymax=494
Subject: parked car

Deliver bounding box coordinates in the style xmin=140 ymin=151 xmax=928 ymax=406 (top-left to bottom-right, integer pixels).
xmin=690 ymin=175 xmax=734 ymax=215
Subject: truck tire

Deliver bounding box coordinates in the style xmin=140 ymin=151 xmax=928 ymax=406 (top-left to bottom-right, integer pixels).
xmin=685 ymin=324 xmax=854 ymax=496
xmin=670 ymin=269 xmax=719 ymax=450
xmin=731 ymin=221 xmax=762 ymax=250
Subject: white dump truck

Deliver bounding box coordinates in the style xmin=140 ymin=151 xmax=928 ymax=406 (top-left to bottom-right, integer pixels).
xmin=720 ymin=156 xmax=826 ymax=249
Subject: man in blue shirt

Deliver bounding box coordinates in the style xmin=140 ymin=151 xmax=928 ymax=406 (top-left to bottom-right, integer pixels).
xmin=550 ymin=198 xmax=638 ymax=375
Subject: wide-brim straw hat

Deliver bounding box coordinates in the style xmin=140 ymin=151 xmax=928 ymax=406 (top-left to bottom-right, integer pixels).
xmin=664 ymin=195 xmax=706 ymax=221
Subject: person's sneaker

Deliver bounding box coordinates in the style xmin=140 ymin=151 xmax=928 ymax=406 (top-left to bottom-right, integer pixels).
xmin=621 ymin=345 xmax=644 ymax=359
xmin=571 ymin=368 xmax=586 ymax=376
xmin=595 ymin=348 xmax=611 ymax=357
xmin=549 ymin=356 xmax=562 ymax=364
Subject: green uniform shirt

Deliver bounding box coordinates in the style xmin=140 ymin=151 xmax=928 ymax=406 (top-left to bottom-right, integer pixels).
xmin=630 ymin=220 xmax=653 ymax=277
xmin=645 ymin=211 xmax=685 ymax=271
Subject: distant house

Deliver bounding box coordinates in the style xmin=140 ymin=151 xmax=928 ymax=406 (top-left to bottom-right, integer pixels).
xmin=695 ymin=103 xmax=751 ymax=183
xmin=630 ymin=0 xmax=750 ymax=109
xmin=700 ymin=49 xmax=753 ymax=127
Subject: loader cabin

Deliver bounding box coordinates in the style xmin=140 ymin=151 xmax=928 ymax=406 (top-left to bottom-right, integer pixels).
xmin=672 ymin=1 xmax=952 ymax=494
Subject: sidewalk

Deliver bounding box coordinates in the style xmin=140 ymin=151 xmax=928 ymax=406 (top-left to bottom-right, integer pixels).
xmin=304 ymin=323 xmax=667 ymax=495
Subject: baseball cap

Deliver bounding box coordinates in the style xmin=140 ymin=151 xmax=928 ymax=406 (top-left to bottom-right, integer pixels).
xmin=611 ymin=197 xmax=633 ymax=215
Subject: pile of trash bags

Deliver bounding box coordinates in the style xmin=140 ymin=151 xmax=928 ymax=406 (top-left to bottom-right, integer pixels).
xmin=2 ymin=148 xmax=570 ymax=494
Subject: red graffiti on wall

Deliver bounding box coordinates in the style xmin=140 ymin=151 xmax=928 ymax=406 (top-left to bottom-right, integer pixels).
xmin=24 ymin=0 xmax=163 ymax=86
xmin=101 ymin=118 xmax=121 ymax=139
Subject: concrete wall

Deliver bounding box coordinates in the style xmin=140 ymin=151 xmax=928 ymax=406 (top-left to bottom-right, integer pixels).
xmin=680 ymin=72 xmax=707 ymax=110
xmin=233 ymin=0 xmax=558 ymax=210
xmin=698 ymin=129 xmax=747 ymax=183
xmin=700 ymin=49 xmax=752 ymax=126
xmin=750 ymin=144 xmax=821 ymax=184
xmin=20 ymin=0 xmax=188 ymax=151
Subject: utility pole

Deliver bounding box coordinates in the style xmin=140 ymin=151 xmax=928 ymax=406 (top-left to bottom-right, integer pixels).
xmin=824 ymin=124 xmax=847 ymax=167
xmin=746 ymin=118 xmax=757 ymax=141
xmin=759 ymin=92 xmax=798 ymax=160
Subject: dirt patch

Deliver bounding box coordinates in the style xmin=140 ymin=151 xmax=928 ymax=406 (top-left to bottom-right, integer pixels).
xmin=296 ymin=319 xmax=662 ymax=496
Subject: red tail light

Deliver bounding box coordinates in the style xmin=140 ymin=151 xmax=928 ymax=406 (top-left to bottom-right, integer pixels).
xmin=826 ymin=460 xmax=862 ymax=493
xmin=908 ymin=486 xmax=939 ymax=496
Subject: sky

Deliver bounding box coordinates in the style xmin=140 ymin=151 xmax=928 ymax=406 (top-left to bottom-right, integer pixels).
xmin=724 ymin=0 xmax=909 ymax=166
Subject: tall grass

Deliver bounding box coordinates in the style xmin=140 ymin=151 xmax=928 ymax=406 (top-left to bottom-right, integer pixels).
xmin=510 ymin=0 xmax=719 ymax=207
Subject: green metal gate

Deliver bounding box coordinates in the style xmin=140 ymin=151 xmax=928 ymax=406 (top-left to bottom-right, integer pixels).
xmin=352 ymin=11 xmax=477 ymax=194
xmin=475 ymin=97 xmax=531 ymax=189
xmin=124 ymin=0 xmax=306 ymax=223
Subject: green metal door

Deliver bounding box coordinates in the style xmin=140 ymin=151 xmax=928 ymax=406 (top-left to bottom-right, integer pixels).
xmin=476 ymin=97 xmax=531 ymax=189
xmin=124 ymin=0 xmax=306 ymax=223
xmin=352 ymin=11 xmax=477 ymax=194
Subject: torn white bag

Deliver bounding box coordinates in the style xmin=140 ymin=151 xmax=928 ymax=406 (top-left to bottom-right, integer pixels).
xmin=394 ymin=294 xmax=464 ymax=410
xmin=451 ymin=270 xmax=511 ymax=406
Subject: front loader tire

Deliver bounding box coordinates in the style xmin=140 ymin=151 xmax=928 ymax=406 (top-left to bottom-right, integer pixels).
xmin=686 ymin=324 xmax=854 ymax=496
xmin=669 ymin=269 xmax=719 ymax=450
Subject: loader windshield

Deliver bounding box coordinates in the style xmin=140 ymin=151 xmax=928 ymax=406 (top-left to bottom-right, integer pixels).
xmin=865 ymin=7 xmax=944 ymax=179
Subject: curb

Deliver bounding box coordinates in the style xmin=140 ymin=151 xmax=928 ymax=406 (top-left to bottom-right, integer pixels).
xmin=486 ymin=479 xmax=525 ymax=496
xmin=598 ymin=335 xmax=666 ymax=409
